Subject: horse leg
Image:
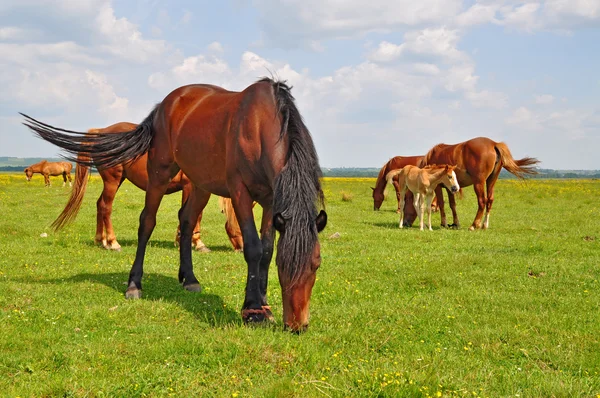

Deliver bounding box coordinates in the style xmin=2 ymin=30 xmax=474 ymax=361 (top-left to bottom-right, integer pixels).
xmin=435 ymin=185 xmax=447 ymax=227
xmin=447 ymin=189 xmax=460 ymax=228
xmin=44 ymin=174 xmax=50 ymax=187
xmin=257 ymin=204 xmax=275 ymax=321
xmin=398 ymin=188 xmax=406 ymax=228
xmin=126 ymin=165 xmax=175 ymax=299
xmin=414 ymin=193 xmax=424 ymax=231
xmin=469 ymin=182 xmax=486 ymax=231
xmin=425 ymin=193 xmax=434 ymax=231
xmin=176 ymin=183 xmax=210 ymax=252
xmin=229 ymin=183 xmax=266 ymax=323
xmin=67 ymin=171 xmax=72 ymax=187
xmin=392 ymin=180 xmax=402 ymax=213
xmin=62 ymin=172 xmax=67 ymax=187
xmin=177 ymin=187 xmax=210 ymax=292
xmin=100 ymin=180 xmax=123 ymax=251
xmin=483 ymin=174 xmax=499 ymax=230
xmin=95 ymin=194 xmax=106 ymax=247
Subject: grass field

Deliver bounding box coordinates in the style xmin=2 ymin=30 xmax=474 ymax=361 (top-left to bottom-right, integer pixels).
xmin=1 ymin=172 xmax=599 ymax=397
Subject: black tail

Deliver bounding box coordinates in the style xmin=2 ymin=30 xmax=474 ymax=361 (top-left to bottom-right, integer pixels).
xmin=21 ymin=105 xmax=159 ymax=169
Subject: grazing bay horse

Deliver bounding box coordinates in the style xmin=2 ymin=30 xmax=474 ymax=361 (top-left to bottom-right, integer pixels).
xmin=372 ymin=156 xmax=440 ymax=224
xmin=22 ymin=78 xmax=327 ymax=332
xmin=419 ymin=137 xmax=539 ymax=230
xmin=386 ymin=165 xmax=460 ymax=230
xmin=25 ymin=160 xmax=73 ymax=187
xmin=51 ymin=122 xmax=239 ymax=252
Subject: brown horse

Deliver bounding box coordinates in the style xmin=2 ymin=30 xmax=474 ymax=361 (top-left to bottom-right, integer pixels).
xmin=25 ymin=160 xmax=73 ymax=187
xmin=386 ymin=165 xmax=460 ymax=230
xmin=23 ymin=78 xmax=327 ymax=332
xmin=372 ymin=156 xmax=440 ymax=224
xmin=419 ymin=137 xmax=539 ymax=230
xmin=51 ymin=122 xmax=240 ymax=252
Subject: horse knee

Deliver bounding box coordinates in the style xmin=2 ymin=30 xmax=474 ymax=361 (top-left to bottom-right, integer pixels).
xmin=243 ymin=238 xmax=263 ymax=264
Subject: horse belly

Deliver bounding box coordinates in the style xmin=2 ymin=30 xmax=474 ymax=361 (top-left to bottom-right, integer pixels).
xmin=173 ymin=126 xmax=228 ymax=196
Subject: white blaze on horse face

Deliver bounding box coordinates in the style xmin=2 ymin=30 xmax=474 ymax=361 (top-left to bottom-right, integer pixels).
xmin=450 ymin=170 xmax=460 ymax=192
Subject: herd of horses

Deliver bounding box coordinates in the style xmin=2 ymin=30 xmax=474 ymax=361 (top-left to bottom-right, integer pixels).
xmin=20 ymin=78 xmax=539 ymax=332
xmin=372 ymin=137 xmax=539 ymax=231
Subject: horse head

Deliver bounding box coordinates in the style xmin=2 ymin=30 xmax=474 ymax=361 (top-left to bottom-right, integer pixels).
xmin=274 ymin=209 xmax=327 ymax=333
xmin=24 ymin=168 xmax=33 ymax=181
xmin=442 ymin=165 xmax=460 ymax=193
xmin=372 ymin=187 xmax=384 ymax=210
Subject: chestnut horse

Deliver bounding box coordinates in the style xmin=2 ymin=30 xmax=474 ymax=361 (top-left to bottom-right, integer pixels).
xmin=23 ymin=78 xmax=327 ymax=332
xmin=372 ymin=156 xmax=439 ymax=225
xmin=419 ymin=137 xmax=539 ymax=230
xmin=218 ymin=196 xmax=252 ymax=252
xmin=25 ymin=160 xmax=73 ymax=187
xmin=51 ymin=122 xmax=239 ymax=252
xmin=386 ymin=165 xmax=460 ymax=230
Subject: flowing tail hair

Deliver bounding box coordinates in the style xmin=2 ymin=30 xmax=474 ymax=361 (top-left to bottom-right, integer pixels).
xmin=385 ymin=169 xmax=403 ymax=185
xmin=20 ymin=105 xmax=159 ymax=169
xmin=51 ymin=152 xmax=91 ymax=231
xmin=495 ymin=143 xmax=540 ymax=179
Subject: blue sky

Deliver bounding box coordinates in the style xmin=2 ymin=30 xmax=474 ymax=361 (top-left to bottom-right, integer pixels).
xmin=1 ymin=0 xmax=599 ymax=169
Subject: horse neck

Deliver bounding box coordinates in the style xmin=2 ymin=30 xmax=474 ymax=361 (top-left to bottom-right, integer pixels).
xmin=425 ymin=167 xmax=447 ymax=186
xmin=374 ymin=163 xmax=391 ymax=193
xmin=31 ymin=161 xmax=46 ymax=172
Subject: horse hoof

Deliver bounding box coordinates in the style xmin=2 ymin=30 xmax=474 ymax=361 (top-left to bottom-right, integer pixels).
xmin=125 ymin=288 xmax=142 ymax=299
xmin=242 ymin=306 xmax=274 ymax=325
xmin=195 ymin=245 xmax=211 ymax=253
xmin=468 ymin=226 xmax=476 ymax=231
xmin=183 ymin=283 xmax=202 ymax=293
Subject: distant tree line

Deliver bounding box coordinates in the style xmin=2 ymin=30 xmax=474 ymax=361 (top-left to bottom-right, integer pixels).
xmin=1 ymin=156 xmax=599 ymax=179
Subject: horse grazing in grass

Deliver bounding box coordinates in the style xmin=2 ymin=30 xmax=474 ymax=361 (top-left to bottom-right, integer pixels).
xmin=386 ymin=165 xmax=460 ymax=230
xmin=23 ymin=78 xmax=327 ymax=333
xmin=51 ymin=122 xmax=240 ymax=252
xmin=419 ymin=137 xmax=539 ymax=230
xmin=372 ymin=156 xmax=440 ymax=223
xmin=25 ymin=160 xmax=73 ymax=187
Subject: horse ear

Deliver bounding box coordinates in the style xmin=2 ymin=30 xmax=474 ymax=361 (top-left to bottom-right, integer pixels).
xmin=316 ymin=210 xmax=327 ymax=232
xmin=273 ymin=213 xmax=286 ymax=233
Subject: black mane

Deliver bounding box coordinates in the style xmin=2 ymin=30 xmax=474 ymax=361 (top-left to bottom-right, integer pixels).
xmin=266 ymin=78 xmax=324 ymax=287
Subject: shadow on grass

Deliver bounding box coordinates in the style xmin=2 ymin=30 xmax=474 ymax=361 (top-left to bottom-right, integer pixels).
xmin=20 ymin=272 xmax=242 ymax=327
xmin=81 ymin=239 xmax=237 ymax=253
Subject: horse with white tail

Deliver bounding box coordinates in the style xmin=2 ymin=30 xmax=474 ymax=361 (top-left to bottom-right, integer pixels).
xmin=386 ymin=165 xmax=460 ymax=231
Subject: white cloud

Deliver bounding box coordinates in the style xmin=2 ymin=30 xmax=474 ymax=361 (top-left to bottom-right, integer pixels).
xmin=96 ymin=2 xmax=168 ymax=63
xmin=181 ymin=10 xmax=193 ymax=25
xmin=412 ymin=63 xmax=441 ymax=75
xmin=369 ymin=27 xmax=465 ymax=63
xmin=534 ymin=94 xmax=554 ymax=104
xmin=0 ymin=26 xmax=31 ymax=40
xmin=455 ymin=3 xmax=500 ymax=27
xmin=253 ymin=0 xmax=462 ymax=47
xmin=466 ymin=90 xmax=508 ymax=109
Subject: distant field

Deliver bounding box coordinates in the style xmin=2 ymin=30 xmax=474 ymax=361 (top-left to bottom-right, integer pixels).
xmin=1 ymin=173 xmax=599 ymax=397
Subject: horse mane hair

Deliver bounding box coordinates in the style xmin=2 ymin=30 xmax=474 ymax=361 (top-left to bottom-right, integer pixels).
xmin=266 ymin=77 xmax=324 ymax=287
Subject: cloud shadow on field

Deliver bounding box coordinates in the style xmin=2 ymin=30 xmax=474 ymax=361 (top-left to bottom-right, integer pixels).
xmin=18 ymin=272 xmax=241 ymax=327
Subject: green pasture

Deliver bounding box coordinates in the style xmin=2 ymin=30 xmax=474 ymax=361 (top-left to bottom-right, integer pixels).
xmin=0 ymin=173 xmax=599 ymax=397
